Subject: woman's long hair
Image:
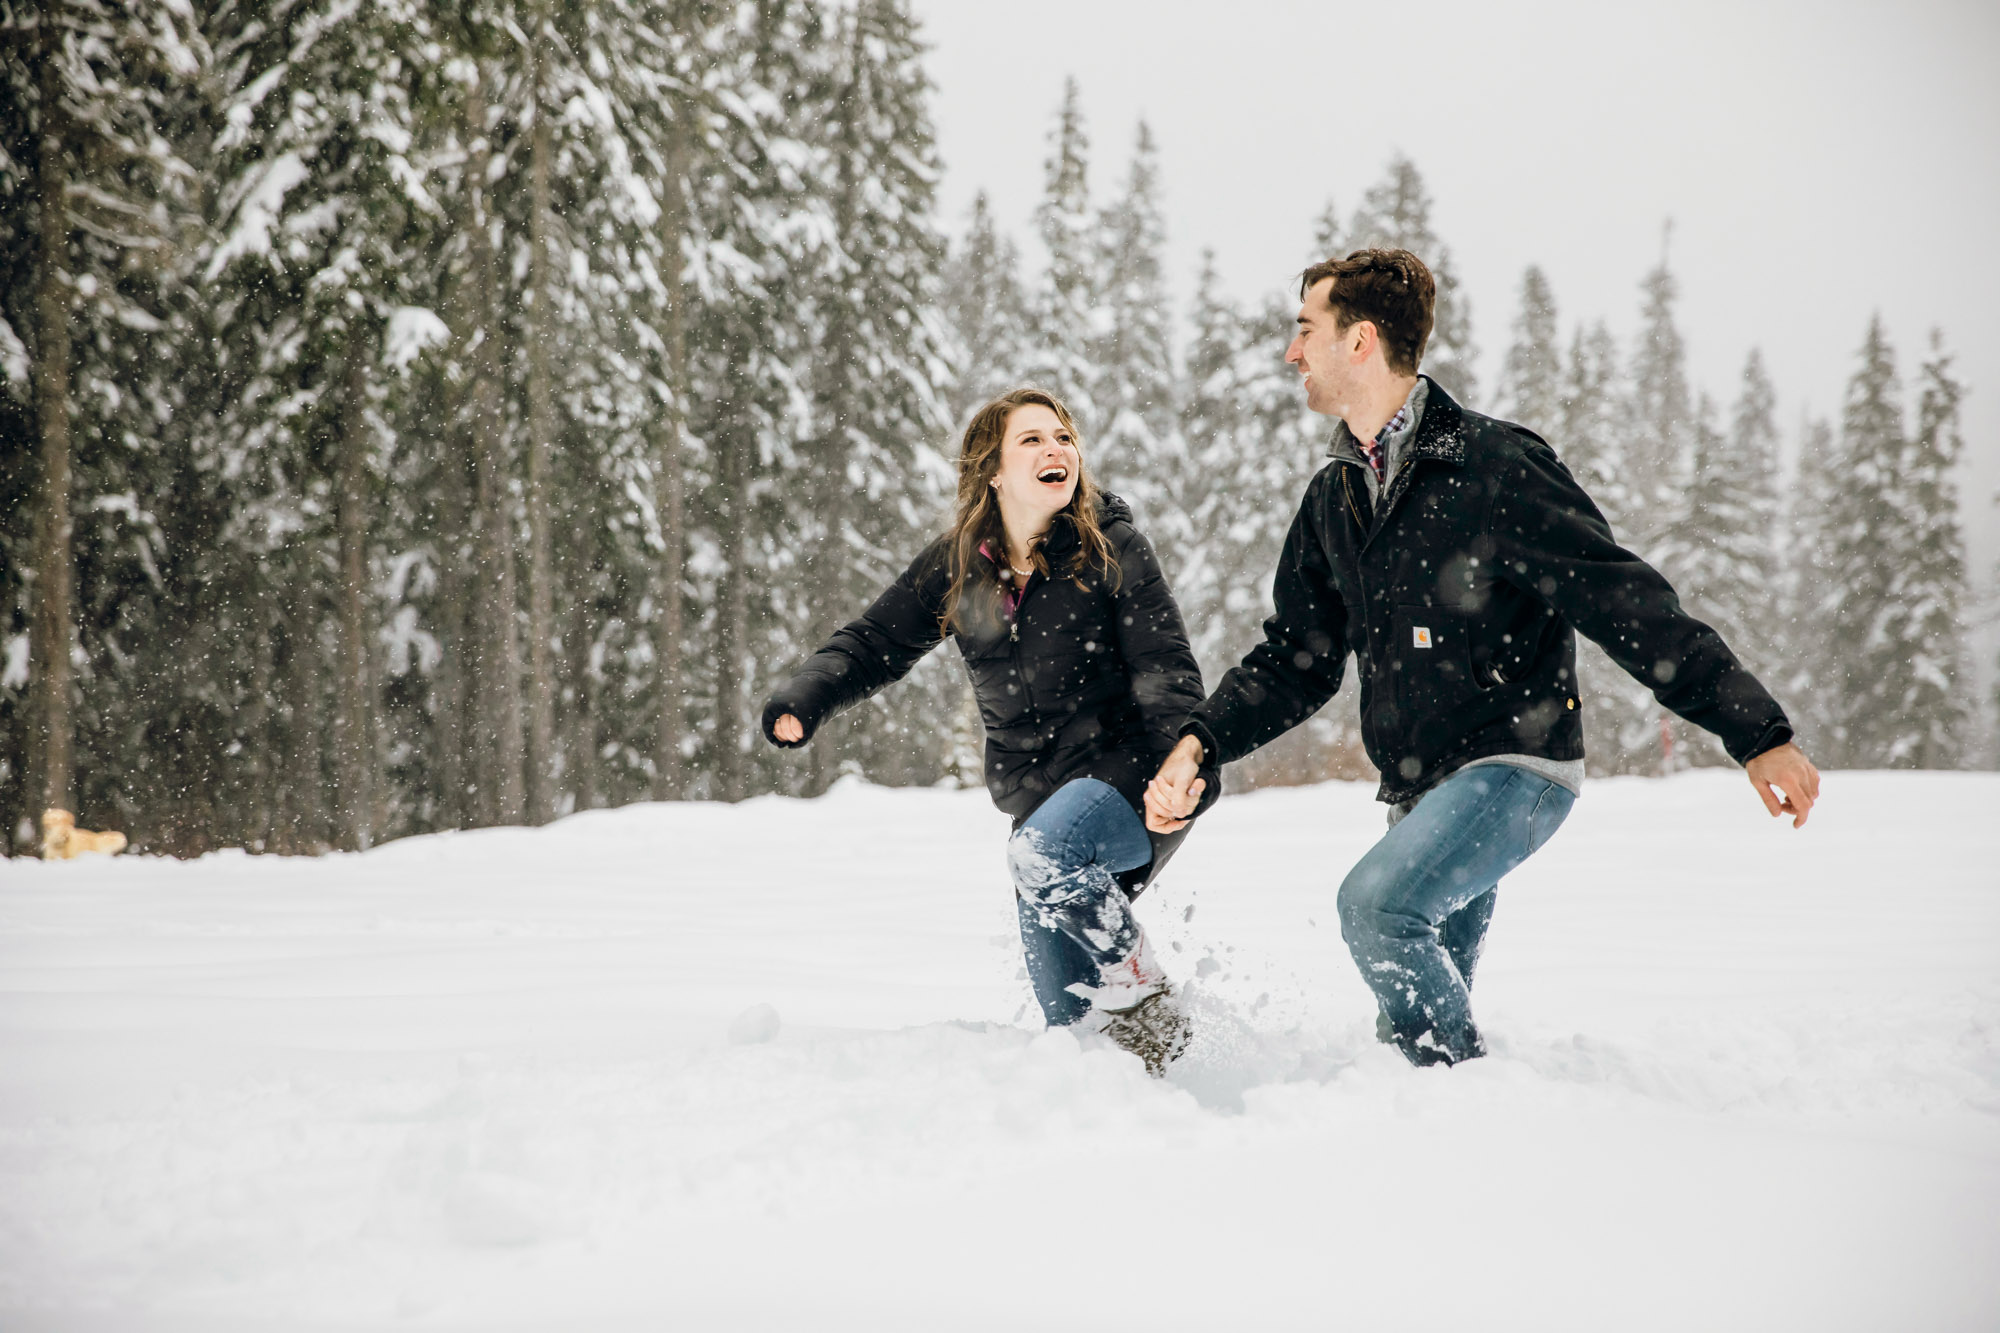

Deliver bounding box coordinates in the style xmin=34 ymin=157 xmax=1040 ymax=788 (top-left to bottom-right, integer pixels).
xmin=939 ymin=387 xmax=1117 ymax=634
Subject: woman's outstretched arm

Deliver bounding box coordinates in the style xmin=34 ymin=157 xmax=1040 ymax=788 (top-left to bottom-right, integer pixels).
xmin=762 ymin=541 xmax=950 ymax=748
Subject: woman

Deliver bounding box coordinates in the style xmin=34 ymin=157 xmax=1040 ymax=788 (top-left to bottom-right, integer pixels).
xmin=762 ymin=387 xmax=1218 ymax=1074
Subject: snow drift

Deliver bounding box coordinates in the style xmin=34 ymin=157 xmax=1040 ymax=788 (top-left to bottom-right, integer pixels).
xmin=2 ymin=771 xmax=1996 ymax=1330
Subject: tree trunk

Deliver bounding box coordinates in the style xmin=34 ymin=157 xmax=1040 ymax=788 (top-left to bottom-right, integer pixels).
xmin=432 ymin=490 xmax=469 ymax=830
xmin=716 ymin=382 xmax=751 ymax=803
xmin=462 ymin=64 xmax=526 ymax=825
xmin=801 ymin=29 xmax=863 ymax=801
xmin=29 ymin=9 xmax=75 ymax=836
xmin=270 ymin=565 xmax=323 ymax=855
xmin=652 ymin=111 xmax=691 ymax=799
xmin=332 ymin=340 xmax=374 ymax=849
xmin=428 ymin=349 xmax=478 ymax=830
xmin=567 ymin=599 xmax=598 ymax=812
xmin=248 ymin=612 xmax=277 ymax=850
xmin=523 ymin=32 xmax=559 ymax=823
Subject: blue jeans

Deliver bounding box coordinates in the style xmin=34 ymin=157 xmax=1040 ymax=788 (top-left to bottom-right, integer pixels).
xmin=1008 ymin=778 xmax=1155 ymax=1027
xmin=1338 ymin=763 xmax=1575 ymax=1064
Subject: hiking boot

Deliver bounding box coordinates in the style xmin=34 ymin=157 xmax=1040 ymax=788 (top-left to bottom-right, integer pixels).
xmin=1099 ymin=988 xmax=1192 ymax=1077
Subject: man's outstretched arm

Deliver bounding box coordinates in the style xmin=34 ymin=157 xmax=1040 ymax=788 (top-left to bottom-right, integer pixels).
xmin=1488 ymin=437 xmax=1819 ymax=828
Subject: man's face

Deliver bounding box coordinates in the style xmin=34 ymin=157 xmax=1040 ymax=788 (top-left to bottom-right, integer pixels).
xmin=1285 ymin=277 xmax=1361 ymax=417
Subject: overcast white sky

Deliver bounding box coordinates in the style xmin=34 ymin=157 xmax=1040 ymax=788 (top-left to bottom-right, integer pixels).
xmin=912 ymin=0 xmax=2000 ymax=657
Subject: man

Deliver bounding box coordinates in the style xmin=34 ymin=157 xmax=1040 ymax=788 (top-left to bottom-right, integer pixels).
xmin=1145 ymin=248 xmax=1819 ymax=1066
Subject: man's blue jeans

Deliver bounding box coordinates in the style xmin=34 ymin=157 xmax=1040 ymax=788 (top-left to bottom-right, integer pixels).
xmin=1338 ymin=763 xmax=1575 ymax=1063
xmin=1008 ymin=778 xmax=1154 ymax=1027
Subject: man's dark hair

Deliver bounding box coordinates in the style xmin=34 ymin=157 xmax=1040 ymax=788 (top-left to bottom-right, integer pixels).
xmin=1300 ymin=249 xmax=1435 ymax=376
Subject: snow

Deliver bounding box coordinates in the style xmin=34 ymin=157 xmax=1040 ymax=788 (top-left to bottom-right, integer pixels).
xmin=381 ymin=307 xmax=451 ymax=372
xmin=0 ymin=634 xmax=26 ymax=693
xmin=206 ymin=152 xmax=310 ymax=280
xmin=0 ymin=314 xmax=29 ymax=393
xmin=2 ymin=771 xmax=1996 ymax=1330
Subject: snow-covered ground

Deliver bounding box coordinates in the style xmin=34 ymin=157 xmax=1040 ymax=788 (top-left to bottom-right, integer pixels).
xmin=2 ymin=771 xmax=1996 ymax=1331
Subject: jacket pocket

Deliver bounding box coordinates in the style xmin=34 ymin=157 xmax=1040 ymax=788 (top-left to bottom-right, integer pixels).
xmin=1388 ymin=605 xmax=1475 ymax=719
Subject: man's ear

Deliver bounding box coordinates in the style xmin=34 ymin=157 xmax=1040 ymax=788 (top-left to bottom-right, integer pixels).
xmin=1349 ymin=319 xmax=1376 ymax=361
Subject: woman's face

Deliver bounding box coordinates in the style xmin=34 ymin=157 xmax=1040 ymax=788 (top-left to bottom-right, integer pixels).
xmin=989 ymin=403 xmax=1080 ymax=525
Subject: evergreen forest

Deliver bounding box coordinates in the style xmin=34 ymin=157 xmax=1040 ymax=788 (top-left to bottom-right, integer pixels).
xmin=0 ymin=0 xmax=1983 ymax=856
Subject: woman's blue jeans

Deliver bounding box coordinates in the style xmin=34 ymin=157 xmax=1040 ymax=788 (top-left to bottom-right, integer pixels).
xmin=1008 ymin=778 xmax=1154 ymax=1027
xmin=1337 ymin=763 xmax=1575 ymax=1063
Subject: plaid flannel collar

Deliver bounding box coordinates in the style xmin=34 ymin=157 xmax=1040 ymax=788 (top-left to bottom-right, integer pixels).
xmin=1356 ymin=398 xmax=1414 ymax=480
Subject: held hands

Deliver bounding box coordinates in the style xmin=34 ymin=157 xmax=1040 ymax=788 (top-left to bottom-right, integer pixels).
xmin=771 ymin=713 xmax=805 ymax=744
xmin=1745 ymin=742 xmax=1820 ymax=828
xmin=1144 ymin=735 xmax=1208 ymax=833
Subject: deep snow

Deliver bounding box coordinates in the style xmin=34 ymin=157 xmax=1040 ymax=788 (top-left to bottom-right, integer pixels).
xmin=2 ymin=771 xmax=1996 ymax=1331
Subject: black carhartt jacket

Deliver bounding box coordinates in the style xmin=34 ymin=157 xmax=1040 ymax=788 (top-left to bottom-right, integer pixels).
xmin=1184 ymin=379 xmax=1793 ymax=805
xmin=763 ymin=493 xmax=1217 ymax=877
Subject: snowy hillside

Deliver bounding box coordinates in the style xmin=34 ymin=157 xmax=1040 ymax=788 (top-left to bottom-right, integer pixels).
xmin=2 ymin=772 xmax=1996 ymax=1331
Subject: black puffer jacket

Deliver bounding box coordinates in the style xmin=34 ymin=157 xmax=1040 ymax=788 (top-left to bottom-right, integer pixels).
xmin=763 ymin=493 xmax=1217 ymax=877
xmin=1185 ymin=378 xmax=1793 ymax=805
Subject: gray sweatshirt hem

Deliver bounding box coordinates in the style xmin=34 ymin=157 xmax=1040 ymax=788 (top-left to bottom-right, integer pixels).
xmin=1386 ymin=754 xmax=1585 ymax=827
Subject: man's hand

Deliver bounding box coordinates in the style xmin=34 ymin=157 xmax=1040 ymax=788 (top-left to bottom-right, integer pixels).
xmin=1746 ymin=742 xmax=1819 ymax=828
xmin=772 ymin=713 xmax=804 ymax=744
xmin=1145 ymin=735 xmax=1207 ymax=833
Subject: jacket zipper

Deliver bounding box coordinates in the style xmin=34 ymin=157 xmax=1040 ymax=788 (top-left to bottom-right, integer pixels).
xmin=1009 ymin=575 xmax=1039 ymax=735
xmin=1340 ymin=466 xmax=1367 ymax=535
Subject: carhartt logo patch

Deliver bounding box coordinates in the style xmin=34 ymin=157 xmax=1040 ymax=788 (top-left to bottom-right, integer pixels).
xmin=1413 ymin=626 xmax=1433 ymax=649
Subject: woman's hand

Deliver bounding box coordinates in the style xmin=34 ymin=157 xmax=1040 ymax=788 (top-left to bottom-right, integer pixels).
xmin=1144 ymin=735 xmax=1208 ymax=832
xmin=772 ymin=714 xmax=804 ymax=744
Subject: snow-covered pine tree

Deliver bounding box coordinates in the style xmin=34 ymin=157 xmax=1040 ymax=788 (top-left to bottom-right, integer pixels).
xmin=1888 ymin=330 xmax=1973 ymax=767
xmin=1090 ymin=120 xmax=1182 ymax=535
xmin=202 ymin=0 xmax=441 ymax=849
xmin=1551 ymin=317 xmax=1652 ymax=775
xmin=1308 ymin=200 xmax=1341 ymax=263
xmin=546 ymin=0 xmax=737 ymax=810
xmin=520 ymin=0 xmax=561 ymax=823
xmin=686 ymin=0 xmax=841 ymax=801
xmin=1177 ymin=264 xmax=1310 ymax=677
xmin=458 ymin=40 xmax=529 ymax=826
xmin=941 ymin=191 xmax=1034 ymax=430
xmin=1025 ymin=77 xmax=1099 ymax=428
xmin=1 ymin=0 xmax=204 ymax=853
xmin=1668 ymin=363 xmax=1782 ymax=765
xmin=1495 ymin=266 xmax=1562 ymax=436
xmin=791 ymin=0 xmax=953 ymax=792
xmin=1716 ymin=352 xmax=1784 ymax=654
xmin=1623 ymin=255 xmax=1694 ymax=554
xmin=1174 ymin=253 xmax=1249 ymax=672
xmin=1611 ymin=255 xmax=1698 ymax=771
xmin=1557 ymin=321 xmax=1625 ymax=510
xmin=1819 ymin=315 xmax=1910 ymax=768
xmin=0 ymin=0 xmax=981 ymax=850
xmin=1343 ymin=156 xmax=1478 ymax=406
xmin=1777 ymin=414 xmax=1841 ymax=758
